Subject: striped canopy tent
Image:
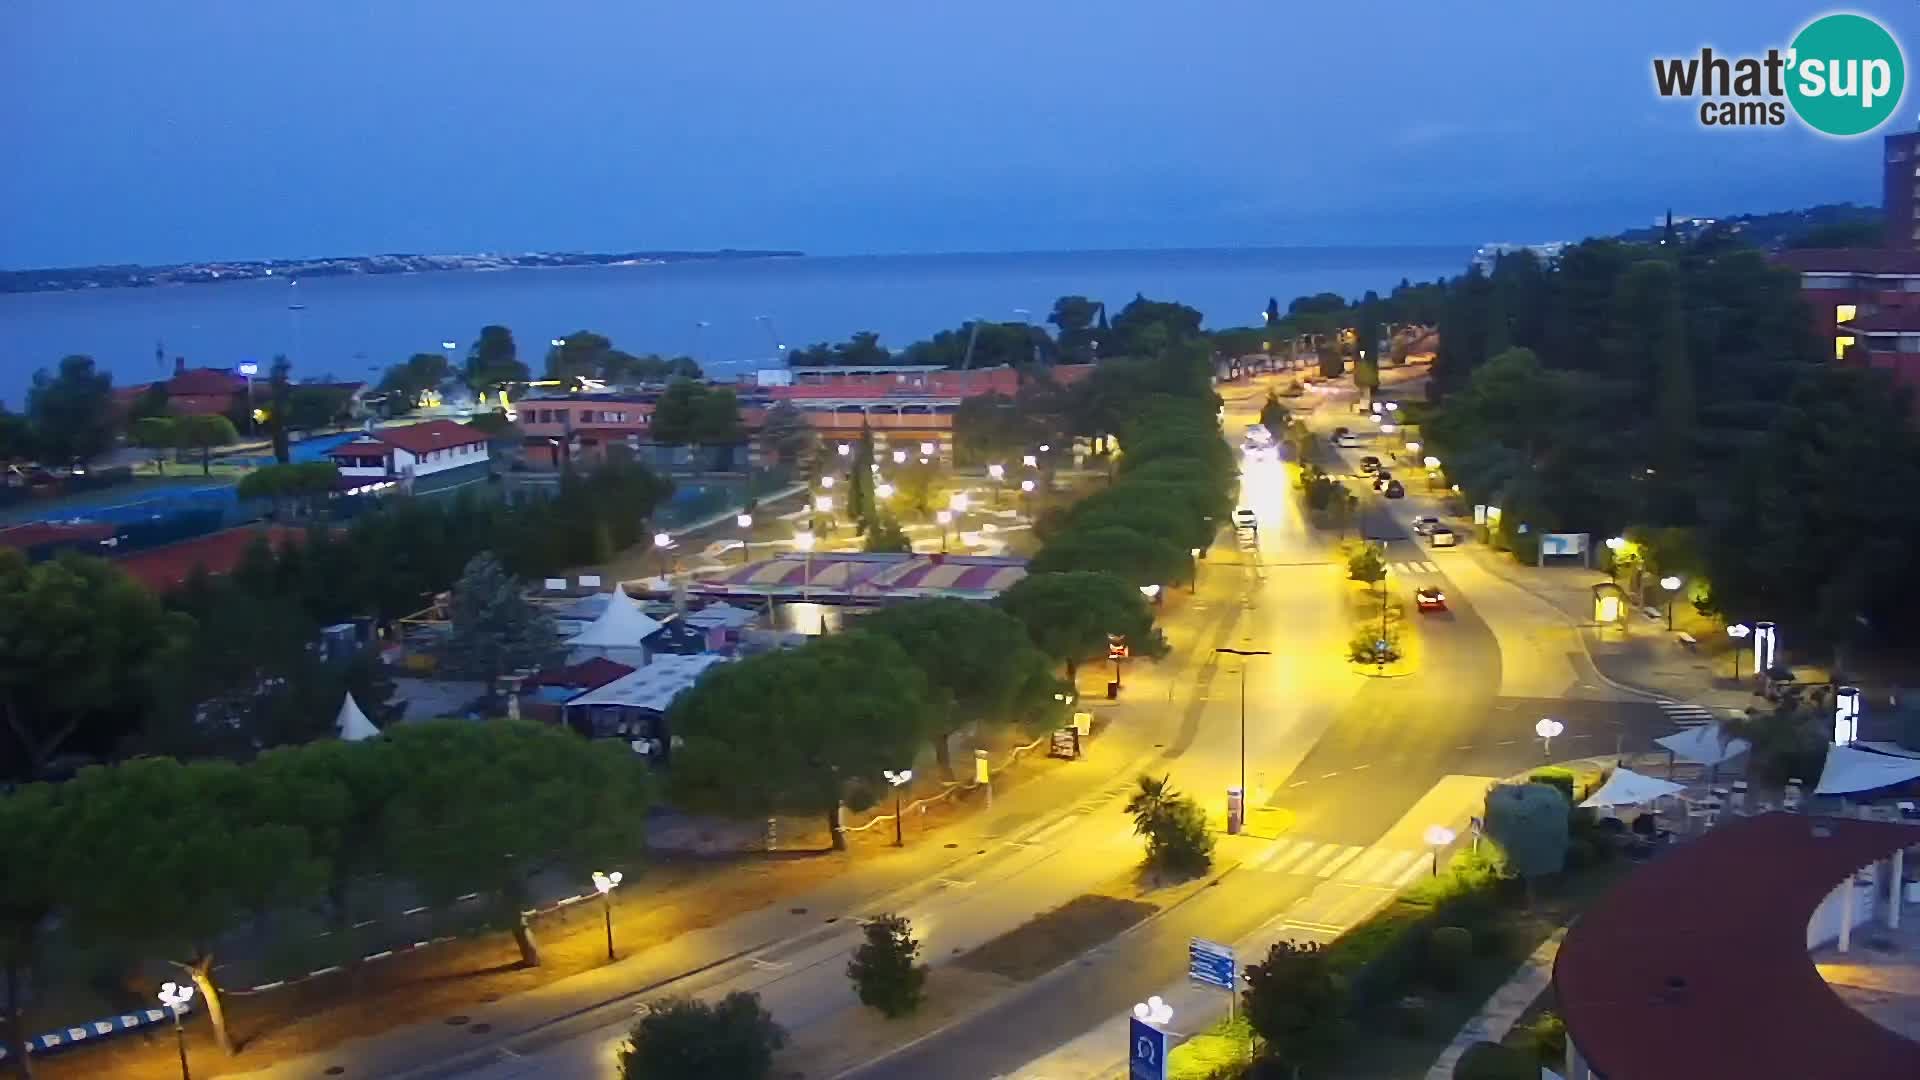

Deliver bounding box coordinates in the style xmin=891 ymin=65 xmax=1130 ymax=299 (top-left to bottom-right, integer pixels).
xmin=686 ymin=553 xmax=1027 ymax=603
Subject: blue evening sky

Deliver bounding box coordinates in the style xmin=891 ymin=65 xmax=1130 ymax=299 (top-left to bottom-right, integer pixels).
xmin=1 ymin=1 xmax=1914 ymax=267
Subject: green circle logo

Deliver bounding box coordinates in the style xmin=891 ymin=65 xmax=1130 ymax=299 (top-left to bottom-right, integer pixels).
xmin=1787 ymin=13 xmax=1905 ymax=136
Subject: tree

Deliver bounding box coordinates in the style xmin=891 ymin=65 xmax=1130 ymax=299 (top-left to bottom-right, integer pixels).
xmin=1049 ymin=295 xmax=1103 ymax=359
xmin=997 ymin=571 xmax=1163 ymax=684
xmin=1346 ymin=542 xmax=1386 ymax=585
xmin=25 ymin=355 xmax=114 ymax=464
xmin=860 ymin=599 xmax=1063 ymax=776
xmin=130 ymin=415 xmax=178 ymax=473
xmin=377 ymin=352 xmax=453 ymax=411
xmin=618 ymin=992 xmax=786 ymax=1080
xmin=237 ymin=461 xmax=339 ymax=519
xmin=379 ymin=720 xmax=653 ymax=966
xmin=1258 ymin=391 xmax=1288 ymax=438
xmin=1484 ymin=782 xmax=1568 ymax=902
xmin=250 ymin=735 xmax=408 ymax=933
xmin=757 ymin=400 xmax=816 ymax=466
xmin=127 ymin=380 xmax=171 ymax=422
xmin=546 ymin=330 xmax=615 ymax=382
xmin=863 ymin=513 xmax=911 ymax=553
xmin=1030 ymin=525 xmax=1191 ymax=588
xmin=0 ymin=552 xmax=186 ymax=780
xmin=1111 ymin=294 xmax=1204 ymax=356
xmin=286 ymin=384 xmax=353 ymax=431
xmin=56 ymin=757 xmax=327 ymax=1055
xmin=847 ymin=913 xmax=928 ymax=1018
xmin=668 ymin=631 xmax=930 ymax=850
xmin=268 ymin=356 xmax=293 ymax=463
xmin=0 ymin=782 xmax=65 ymax=1074
xmin=1242 ymin=940 xmax=1343 ymax=1076
xmin=1264 ymin=297 xmax=1282 ymax=328
xmin=1123 ymin=773 xmax=1213 ymax=876
xmin=175 ymin=413 xmax=239 ymax=475
xmin=649 ymin=377 xmax=706 ymax=448
xmin=465 ymin=325 xmax=528 ymax=387
xmin=440 ymin=552 xmax=564 ymax=685
xmin=847 ymin=424 xmax=877 ymax=529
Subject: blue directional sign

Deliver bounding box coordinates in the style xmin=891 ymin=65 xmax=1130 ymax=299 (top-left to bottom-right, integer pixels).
xmin=1188 ymin=937 xmax=1236 ymax=991
xmin=1128 ymin=1017 xmax=1167 ymax=1080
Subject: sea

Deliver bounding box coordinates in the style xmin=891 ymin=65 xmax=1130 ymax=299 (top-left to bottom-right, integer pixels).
xmin=0 ymin=246 xmax=1469 ymax=401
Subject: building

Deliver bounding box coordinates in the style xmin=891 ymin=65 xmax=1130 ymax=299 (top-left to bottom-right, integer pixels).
xmin=326 ymin=419 xmax=491 ymax=494
xmin=1772 ymin=247 xmax=1920 ymax=394
xmin=1553 ymin=812 xmax=1920 ymax=1079
xmin=558 ymin=652 xmax=732 ymax=758
xmin=1887 ymin=129 xmax=1920 ymax=251
xmin=514 ymin=393 xmax=762 ymax=470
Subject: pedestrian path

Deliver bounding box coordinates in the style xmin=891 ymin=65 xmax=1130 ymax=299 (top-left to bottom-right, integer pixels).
xmin=1241 ymin=835 xmax=1432 ymax=888
xmin=1425 ymin=927 xmax=1569 ymax=1079
xmin=1657 ymin=699 xmax=1716 ymax=727
xmin=1386 ymin=559 xmax=1440 ymax=575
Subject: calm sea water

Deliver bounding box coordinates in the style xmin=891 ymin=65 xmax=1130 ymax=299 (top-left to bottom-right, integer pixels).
xmin=0 ymin=246 xmax=1468 ymax=400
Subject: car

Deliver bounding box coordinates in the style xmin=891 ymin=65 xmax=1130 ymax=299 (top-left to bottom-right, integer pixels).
xmin=1383 ymin=479 xmax=1405 ymax=499
xmin=1241 ymin=441 xmax=1276 ymax=463
xmin=1334 ymin=434 xmax=1360 ymax=448
xmin=1429 ymin=526 xmax=1457 ymax=547
xmin=1360 ymin=455 xmax=1382 ymax=474
xmin=1244 ymin=424 xmax=1273 ymax=447
xmin=1416 ymin=586 xmax=1446 ymax=612
xmin=1233 ymin=509 xmax=1258 ymax=531
xmin=1411 ymin=516 xmax=1440 ymax=535
xmin=1372 ymin=470 xmax=1393 ymax=490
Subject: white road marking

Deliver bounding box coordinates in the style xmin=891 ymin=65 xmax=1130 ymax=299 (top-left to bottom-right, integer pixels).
xmin=1315 ymin=845 xmax=1366 ymax=878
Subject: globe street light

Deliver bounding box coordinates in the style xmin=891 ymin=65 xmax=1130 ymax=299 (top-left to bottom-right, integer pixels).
xmin=893 ymin=449 xmax=908 ymax=464
xmin=919 ymin=441 xmax=935 ymax=457
xmin=1133 ymin=995 xmax=1174 ymax=1026
xmin=1727 ymin=622 xmax=1752 ymax=679
xmin=441 ymin=340 xmax=458 ymax=351
xmin=1023 ymin=453 xmax=1038 ymax=468
xmin=736 ymin=513 xmax=754 ymax=564
xmin=1423 ymin=824 xmax=1457 ymax=876
xmin=653 ymin=531 xmax=673 ymax=580
xmin=883 ymin=768 xmax=913 ymax=846
xmin=591 ymin=870 xmax=623 ymax=961
xmin=837 ymin=443 xmax=851 ymax=457
xmin=935 ymin=509 xmax=953 ymax=552
xmin=876 ymin=482 xmax=895 ymax=500
xmin=821 ymin=474 xmax=835 ymax=489
xmin=794 ymin=530 xmax=816 ymax=600
xmin=158 ymin=980 xmax=195 ymax=1080
xmin=988 ymin=462 xmax=1005 ymax=506
xmin=1535 ymin=717 xmax=1565 ymax=759
xmin=1660 ymin=575 xmax=1684 ymax=630
xmin=813 ymin=494 xmax=833 ymax=533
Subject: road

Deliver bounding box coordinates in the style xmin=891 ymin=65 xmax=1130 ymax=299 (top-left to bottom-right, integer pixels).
xmin=284 ymin=372 xmax=1683 ymax=1080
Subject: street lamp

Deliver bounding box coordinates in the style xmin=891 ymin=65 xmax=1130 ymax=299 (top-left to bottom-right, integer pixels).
xmin=919 ymin=441 xmax=935 ymax=457
xmin=837 ymin=443 xmax=851 ymax=457
xmin=1726 ymin=623 xmax=1752 ymax=678
xmin=813 ymin=494 xmax=833 ymax=533
xmin=1660 ymin=575 xmax=1683 ymax=630
xmin=158 ymin=980 xmax=195 ymax=1080
xmin=551 ymin=337 xmax=566 ymax=348
xmin=1023 ymin=453 xmax=1038 ymax=468
xmin=653 ymin=531 xmax=672 ymax=580
xmin=238 ymin=361 xmax=259 ymax=436
xmin=893 ymin=449 xmax=908 ymax=464
xmin=794 ymin=530 xmax=816 ymax=600
xmin=1133 ymin=995 xmax=1174 ymax=1026
xmin=883 ymin=768 xmax=913 ymax=846
xmin=1423 ymin=456 xmax=1441 ymax=469
xmin=1423 ymin=825 xmax=1457 ymax=877
xmin=988 ymin=462 xmax=1005 ymax=506
xmin=821 ymin=474 xmax=835 ymax=489
xmin=987 ymin=463 xmax=1005 ymax=480
xmin=1535 ymin=717 xmax=1565 ymax=759
xmin=736 ymin=513 xmax=754 ymax=564
xmin=876 ymin=482 xmax=895 ymax=500
xmin=441 ymin=340 xmax=458 ymax=351
xmin=935 ymin=509 xmax=953 ymax=552
xmin=591 ymin=870 xmax=622 ymax=961
xmin=1216 ymin=647 xmax=1271 ymax=835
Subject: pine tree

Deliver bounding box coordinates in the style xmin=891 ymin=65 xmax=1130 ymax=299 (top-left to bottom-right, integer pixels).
xmin=848 ymin=424 xmax=877 ymax=532
xmin=846 ymin=913 xmax=927 ymax=1018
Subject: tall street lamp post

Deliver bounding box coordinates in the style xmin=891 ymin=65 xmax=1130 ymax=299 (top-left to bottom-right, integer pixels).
xmin=1727 ymin=623 xmax=1751 ymax=679
xmin=1535 ymin=717 xmax=1564 ymax=759
xmin=1019 ymin=478 xmax=1035 ymax=520
xmin=794 ymin=530 xmax=815 ymax=601
xmin=1660 ymin=575 xmax=1683 ymax=630
xmin=159 ymin=980 xmax=195 ymax=1080
xmin=987 ymin=462 xmax=1005 ymax=507
xmin=1423 ymin=824 xmax=1457 ymax=877
xmin=653 ymin=532 xmax=673 ymax=581
xmin=883 ymin=769 xmax=913 ymax=846
xmin=935 ymin=510 xmax=952 ymax=553
xmin=736 ymin=513 xmax=753 ymax=564
xmin=591 ymin=870 xmax=623 ymax=961
xmin=1216 ymin=647 xmax=1271 ymax=835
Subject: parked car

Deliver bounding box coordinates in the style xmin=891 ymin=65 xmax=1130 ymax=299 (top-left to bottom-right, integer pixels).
xmin=1411 ymin=516 xmax=1440 ymax=535
xmin=1416 ymin=586 xmax=1447 ymax=612
xmin=1233 ymin=508 xmax=1258 ymax=532
xmin=1360 ymin=456 xmax=1382 ymax=474
xmin=1334 ymin=434 xmax=1360 ymax=448
xmin=1384 ymin=479 xmax=1405 ymax=499
xmin=1429 ymin=526 xmax=1457 ymax=547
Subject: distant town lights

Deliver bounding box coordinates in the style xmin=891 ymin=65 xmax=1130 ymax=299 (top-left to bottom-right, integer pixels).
xmin=987 ymin=463 xmax=1005 ymax=480
xmin=1020 ymin=479 xmax=1036 ymax=492
xmin=821 ymin=475 xmax=835 ymax=489
xmin=837 ymin=444 xmax=851 ymax=457
xmin=1023 ymin=454 xmax=1039 ymax=467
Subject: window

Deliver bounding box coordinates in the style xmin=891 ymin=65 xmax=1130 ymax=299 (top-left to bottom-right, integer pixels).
xmin=1836 ymin=304 xmax=1858 ymax=325
xmin=1836 ymin=335 xmax=1855 ymax=360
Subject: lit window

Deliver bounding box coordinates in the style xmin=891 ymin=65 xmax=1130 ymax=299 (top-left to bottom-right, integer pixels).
xmin=1836 ymin=335 xmax=1855 ymax=360
xmin=1836 ymin=304 xmax=1858 ymax=325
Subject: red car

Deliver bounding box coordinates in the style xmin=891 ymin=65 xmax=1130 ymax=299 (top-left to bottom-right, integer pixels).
xmin=1416 ymin=586 xmax=1447 ymax=613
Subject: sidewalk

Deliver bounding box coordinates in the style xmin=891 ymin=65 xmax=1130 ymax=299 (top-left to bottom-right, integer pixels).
xmin=1424 ymin=926 xmax=1567 ymax=1080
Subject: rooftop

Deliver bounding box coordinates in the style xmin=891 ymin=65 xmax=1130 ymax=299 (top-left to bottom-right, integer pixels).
xmin=1554 ymin=812 xmax=1920 ymax=1080
xmin=564 ymin=653 xmax=729 ymax=712
xmin=116 ymin=524 xmax=312 ymax=592
xmin=685 ymin=551 xmax=1028 ymax=602
xmin=1773 ymin=248 xmax=1920 ymax=276
xmin=330 ymin=419 xmax=488 ymax=457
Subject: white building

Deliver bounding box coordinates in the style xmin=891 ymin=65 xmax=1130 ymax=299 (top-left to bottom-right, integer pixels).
xmin=327 ymin=420 xmax=491 ymax=487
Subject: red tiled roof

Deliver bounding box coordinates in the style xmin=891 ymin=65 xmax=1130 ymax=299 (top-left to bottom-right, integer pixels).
xmin=1553 ymin=812 xmax=1920 ymax=1080
xmin=1045 ymin=363 xmax=1098 ymax=386
xmin=167 ymin=368 xmax=247 ymax=395
xmin=530 ymin=657 xmax=636 ymax=691
xmin=167 ymin=394 xmax=239 ymax=416
xmin=1773 ymin=248 xmax=1920 ymax=276
xmin=117 ymin=525 xmax=312 ymax=592
xmin=333 ymin=420 xmax=487 ymax=457
xmin=0 ymin=521 xmax=117 ymax=551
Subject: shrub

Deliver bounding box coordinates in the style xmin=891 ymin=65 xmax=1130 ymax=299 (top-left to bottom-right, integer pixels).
xmin=1349 ymin=631 xmax=1398 ymax=664
xmin=1527 ymin=768 xmax=1576 ymax=803
xmin=1392 ymin=994 xmax=1429 ymax=1037
xmin=847 ymin=913 xmax=927 ymax=1018
xmin=1426 ymin=926 xmax=1473 ymax=990
xmin=618 ymin=992 xmax=786 ymax=1080
xmin=1453 ymin=1041 xmax=1535 ymax=1080
xmin=1522 ymin=1012 xmax=1568 ymax=1067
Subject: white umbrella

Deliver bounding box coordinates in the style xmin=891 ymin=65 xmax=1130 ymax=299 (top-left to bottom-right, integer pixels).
xmin=1815 ymin=744 xmax=1920 ymax=795
xmin=1654 ymin=723 xmax=1750 ymax=767
xmin=1581 ymin=768 xmax=1685 ymax=809
xmin=336 ymin=692 xmax=380 ymax=742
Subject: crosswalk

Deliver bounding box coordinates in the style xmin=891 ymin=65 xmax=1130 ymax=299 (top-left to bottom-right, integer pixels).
xmin=1659 ymin=699 xmax=1716 ymax=727
xmin=1241 ymin=836 xmax=1432 ymax=888
xmin=1385 ymin=560 xmax=1439 ymax=575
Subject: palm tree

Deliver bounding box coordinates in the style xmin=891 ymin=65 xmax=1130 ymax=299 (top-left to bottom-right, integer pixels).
xmin=1125 ymin=773 xmax=1177 ymax=838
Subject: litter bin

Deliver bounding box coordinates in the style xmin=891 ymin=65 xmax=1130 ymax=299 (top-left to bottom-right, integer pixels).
xmin=1107 ymin=681 xmax=1120 ymax=700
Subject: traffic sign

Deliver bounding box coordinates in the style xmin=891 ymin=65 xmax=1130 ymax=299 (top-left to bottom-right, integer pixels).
xmin=1128 ymin=1017 xmax=1167 ymax=1080
xmin=1188 ymin=937 xmax=1235 ymax=991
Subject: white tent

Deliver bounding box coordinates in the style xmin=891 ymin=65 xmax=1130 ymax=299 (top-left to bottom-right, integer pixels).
xmin=1815 ymin=744 xmax=1920 ymax=795
xmin=568 ymin=585 xmax=663 ymax=651
xmin=1654 ymin=723 xmax=1751 ymax=767
xmin=336 ymin=693 xmax=380 ymax=742
xmin=1581 ymin=767 xmax=1685 ymax=808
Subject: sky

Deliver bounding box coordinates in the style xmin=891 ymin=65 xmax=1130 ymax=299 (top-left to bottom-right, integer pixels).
xmin=2 ymin=1 xmax=1916 ymax=268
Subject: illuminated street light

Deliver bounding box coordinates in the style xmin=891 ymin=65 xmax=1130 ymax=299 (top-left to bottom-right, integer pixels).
xmin=1020 ymin=479 xmax=1035 ymax=492
xmin=1039 ymin=443 xmax=1051 ymax=452
xmin=876 ymin=482 xmax=895 ymax=499
xmin=736 ymin=513 xmax=754 ymax=565
xmin=815 ymin=494 xmax=833 ymax=514
xmin=1660 ymin=575 xmax=1683 ymax=630
xmin=882 ymin=768 xmax=913 ymax=846
xmin=893 ymin=449 xmax=908 ymax=464
xmin=1605 ymin=536 xmax=1626 ymax=551
xmin=1384 ymin=402 xmax=1399 ymax=412
xmin=1423 ymin=824 xmax=1457 ymax=877
xmin=1133 ymin=995 xmax=1174 ymax=1026
xmin=1216 ymin=647 xmax=1271 ymax=834
xmin=837 ymin=443 xmax=851 ymax=457
xmin=1535 ymin=717 xmax=1565 ymax=758
xmin=1139 ymin=584 xmax=1161 ymax=599
xmin=794 ymin=531 xmax=816 ymax=601
xmin=920 ymin=441 xmax=935 ymax=457
xmin=935 ymin=509 xmax=953 ymax=552
xmin=551 ymin=337 xmax=566 ymax=348
xmin=987 ymin=463 xmax=1005 ymax=480
xmin=1405 ymin=441 xmax=1422 ymax=453
xmin=158 ymin=981 xmax=195 ymax=1080
xmin=949 ymin=491 xmax=969 ymax=513
xmin=1023 ymin=453 xmax=1038 ymax=467
xmin=653 ymin=531 xmax=673 ymax=579
xmin=821 ymin=475 xmax=835 ymax=489
xmin=793 ymin=530 xmax=816 ymax=552
xmin=1424 ymin=456 xmax=1441 ymax=469
xmin=1727 ymin=622 xmax=1752 ymax=679
xmin=591 ymin=870 xmax=623 ymax=961
xmin=441 ymin=340 xmax=458 ymax=351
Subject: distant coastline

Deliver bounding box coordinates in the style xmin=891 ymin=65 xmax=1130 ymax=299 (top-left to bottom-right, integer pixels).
xmin=0 ymin=249 xmax=805 ymax=295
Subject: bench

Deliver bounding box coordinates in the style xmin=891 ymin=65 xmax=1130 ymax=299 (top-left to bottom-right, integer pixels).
xmin=1641 ymin=606 xmax=1664 ymax=622
xmin=1676 ymin=632 xmax=1698 ymax=651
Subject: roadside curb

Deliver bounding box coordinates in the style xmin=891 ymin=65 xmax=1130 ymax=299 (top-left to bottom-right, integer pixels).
xmin=1462 ymin=547 xmax=1672 ymax=705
